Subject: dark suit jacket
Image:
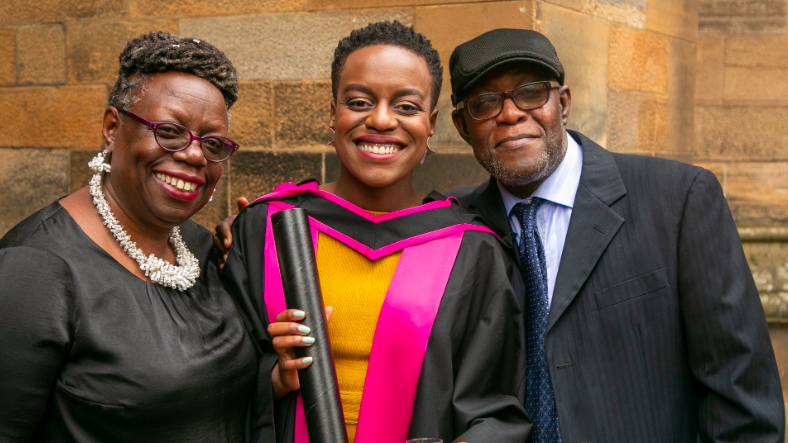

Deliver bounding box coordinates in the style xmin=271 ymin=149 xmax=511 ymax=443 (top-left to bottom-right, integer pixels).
xmin=450 ymin=131 xmax=785 ymax=442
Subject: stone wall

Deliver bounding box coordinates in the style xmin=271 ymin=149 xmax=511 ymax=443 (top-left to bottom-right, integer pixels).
xmin=1 ymin=0 xmax=786 ymax=418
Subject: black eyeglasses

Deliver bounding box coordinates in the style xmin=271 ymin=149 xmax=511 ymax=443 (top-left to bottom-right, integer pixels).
xmin=118 ymin=109 xmax=239 ymax=163
xmin=456 ymin=81 xmax=561 ymax=121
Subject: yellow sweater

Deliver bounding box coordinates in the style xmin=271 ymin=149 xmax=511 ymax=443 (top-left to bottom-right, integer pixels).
xmin=315 ymin=227 xmax=401 ymax=443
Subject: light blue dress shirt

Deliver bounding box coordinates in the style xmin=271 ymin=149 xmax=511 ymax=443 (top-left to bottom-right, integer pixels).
xmin=497 ymin=133 xmax=583 ymax=307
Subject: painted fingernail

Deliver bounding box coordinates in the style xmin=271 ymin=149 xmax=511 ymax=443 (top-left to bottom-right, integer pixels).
xmin=293 ymin=310 xmax=305 ymax=318
xmin=302 ymin=337 xmax=315 ymax=344
xmin=302 ymin=357 xmax=313 ymax=364
xmin=297 ymin=325 xmax=311 ymax=334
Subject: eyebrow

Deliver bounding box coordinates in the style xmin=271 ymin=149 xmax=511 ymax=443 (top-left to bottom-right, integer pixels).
xmin=343 ymin=84 xmax=426 ymax=101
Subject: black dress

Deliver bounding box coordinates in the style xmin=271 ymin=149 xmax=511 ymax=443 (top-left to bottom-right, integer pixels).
xmin=0 ymin=202 xmax=258 ymax=442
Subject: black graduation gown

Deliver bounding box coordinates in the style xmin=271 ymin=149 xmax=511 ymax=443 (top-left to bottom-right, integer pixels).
xmin=220 ymin=182 xmax=530 ymax=443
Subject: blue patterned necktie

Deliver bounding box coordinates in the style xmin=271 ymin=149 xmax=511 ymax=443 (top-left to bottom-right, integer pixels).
xmin=513 ymin=198 xmax=562 ymax=443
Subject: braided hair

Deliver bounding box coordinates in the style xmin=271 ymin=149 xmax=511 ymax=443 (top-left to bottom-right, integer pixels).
xmin=108 ymin=31 xmax=238 ymax=111
xmin=331 ymin=21 xmax=443 ymax=110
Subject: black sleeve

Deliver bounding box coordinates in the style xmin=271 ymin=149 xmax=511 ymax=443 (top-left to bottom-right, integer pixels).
xmin=0 ymin=247 xmax=75 ymax=441
xmin=678 ymin=169 xmax=785 ymax=442
xmin=220 ymin=203 xmax=286 ymax=443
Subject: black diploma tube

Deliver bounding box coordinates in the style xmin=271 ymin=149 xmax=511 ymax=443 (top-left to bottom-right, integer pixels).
xmin=271 ymin=208 xmax=349 ymax=443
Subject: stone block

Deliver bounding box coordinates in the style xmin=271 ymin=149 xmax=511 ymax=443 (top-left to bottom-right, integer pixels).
xmin=274 ymin=81 xmax=333 ymax=149
xmin=181 ymin=8 xmax=412 ymax=81
xmin=537 ymin=3 xmax=609 ymax=147
xmin=0 ymin=148 xmax=69 ymax=237
xmin=724 ymin=66 xmax=788 ymax=101
xmin=0 ymin=0 xmax=124 ymax=26
xmin=17 ymin=24 xmax=65 ymax=85
xmin=542 ymin=0 xmax=584 ymax=11
xmin=695 ymin=105 xmax=788 ymax=161
xmin=726 ymin=161 xmax=788 ymax=223
xmin=654 ymin=152 xmax=692 ymax=163
xmin=583 ymin=0 xmax=647 ymax=28
xmin=309 ymin=0 xmax=496 ymax=10
xmin=229 ymin=150 xmax=323 ymax=204
xmin=0 ymin=86 xmax=106 ymax=148
xmin=767 ymin=323 xmax=788 ymax=402
xmin=66 ymin=19 xmax=179 ymax=84
xmin=609 ymin=26 xmax=669 ymax=94
xmin=128 ymin=0 xmax=304 ymax=18
xmin=646 ymin=0 xmax=699 ymax=41
xmin=607 ymin=89 xmax=640 ymax=153
xmin=228 ymin=81 xmax=275 ymax=149
xmin=415 ymin=2 xmax=534 ymax=148
xmin=695 ymin=36 xmax=725 ymax=103
xmin=699 ymin=0 xmax=786 ymax=34
xmin=743 ymin=242 xmax=775 ymax=293
xmin=726 ymin=35 xmax=788 ymax=68
xmin=70 ymin=149 xmax=99 ymax=193
xmin=666 ymin=38 xmax=695 ymax=153
xmin=0 ymin=29 xmax=14 ymax=85
xmin=638 ymin=97 xmax=669 ymax=151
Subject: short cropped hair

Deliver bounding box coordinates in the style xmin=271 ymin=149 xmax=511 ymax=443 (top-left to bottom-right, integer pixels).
xmin=331 ymin=21 xmax=443 ymax=110
xmin=108 ymin=31 xmax=238 ymax=111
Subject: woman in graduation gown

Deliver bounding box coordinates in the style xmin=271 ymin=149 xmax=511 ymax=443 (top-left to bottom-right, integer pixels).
xmin=220 ymin=21 xmax=530 ymax=443
xmin=0 ymin=32 xmax=267 ymax=442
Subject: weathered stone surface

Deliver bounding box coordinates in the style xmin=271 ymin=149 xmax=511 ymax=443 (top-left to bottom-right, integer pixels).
xmin=66 ymin=19 xmax=179 ymax=84
xmin=609 ymin=26 xmax=669 ymax=94
xmin=17 ymin=24 xmax=65 ymax=85
xmin=228 ymin=81 xmax=275 ymax=149
xmin=0 ymin=29 xmax=14 ymax=85
xmin=542 ymin=0 xmax=584 ymax=11
xmin=274 ymin=81 xmax=333 ymax=149
xmin=724 ymin=66 xmax=788 ymax=101
xmin=415 ymin=1 xmax=535 ymax=148
xmin=583 ymin=0 xmax=646 ymax=28
xmin=537 ymin=3 xmax=609 ymax=146
xmin=229 ymin=150 xmax=323 ymax=205
xmin=0 ymin=0 xmax=124 ymax=26
xmin=693 ymin=162 xmax=727 ymax=191
xmin=699 ymin=0 xmax=786 ymax=34
xmin=666 ymin=38 xmax=695 ymax=153
xmin=726 ymin=35 xmax=788 ymax=67
xmin=726 ymin=161 xmax=788 ymax=223
xmin=695 ymin=105 xmax=788 ymax=161
xmin=310 ymin=0 xmax=496 ymax=10
xmin=181 ymin=9 xmax=412 ymax=81
xmin=190 ymin=171 xmax=229 ymax=231
xmin=695 ymin=36 xmax=726 ymax=103
xmin=129 ymin=0 xmax=304 ymax=18
xmin=0 ymin=86 xmax=106 ymax=148
xmin=766 ymin=323 xmax=788 ymax=402
xmin=607 ymin=89 xmax=640 ymax=153
xmin=654 ymin=151 xmax=692 ymax=163
xmin=0 ymin=148 xmax=69 ymax=237
xmin=646 ymin=0 xmax=699 ymax=41
xmin=70 ymin=149 xmax=99 ymax=193
xmin=325 ymin=151 xmax=489 ymax=193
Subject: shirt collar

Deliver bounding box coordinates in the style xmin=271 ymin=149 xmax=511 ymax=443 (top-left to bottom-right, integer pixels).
xmin=497 ymin=132 xmax=583 ymax=216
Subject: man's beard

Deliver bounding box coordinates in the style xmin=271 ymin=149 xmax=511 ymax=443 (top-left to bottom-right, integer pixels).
xmin=479 ymin=131 xmax=567 ymax=189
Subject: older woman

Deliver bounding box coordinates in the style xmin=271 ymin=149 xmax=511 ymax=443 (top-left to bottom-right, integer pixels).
xmin=221 ymin=21 xmax=530 ymax=443
xmin=0 ymin=32 xmax=267 ymax=442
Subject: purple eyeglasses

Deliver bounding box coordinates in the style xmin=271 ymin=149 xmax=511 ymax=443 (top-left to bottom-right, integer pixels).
xmin=119 ymin=109 xmax=239 ymax=163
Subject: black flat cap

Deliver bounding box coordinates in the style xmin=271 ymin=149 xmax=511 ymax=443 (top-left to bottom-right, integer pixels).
xmin=449 ymin=29 xmax=564 ymax=106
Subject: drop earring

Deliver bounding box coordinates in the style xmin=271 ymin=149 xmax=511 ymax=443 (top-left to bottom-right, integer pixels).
xmin=327 ymin=128 xmax=335 ymax=146
xmin=420 ymin=136 xmax=436 ymax=165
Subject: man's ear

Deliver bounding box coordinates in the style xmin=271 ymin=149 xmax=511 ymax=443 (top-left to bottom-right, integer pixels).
xmin=451 ymin=110 xmax=472 ymax=144
xmin=558 ymin=85 xmax=571 ymax=126
xmin=102 ymin=107 xmax=120 ymax=155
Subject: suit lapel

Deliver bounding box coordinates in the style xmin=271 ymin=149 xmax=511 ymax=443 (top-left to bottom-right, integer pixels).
xmin=546 ymin=132 xmax=627 ymax=333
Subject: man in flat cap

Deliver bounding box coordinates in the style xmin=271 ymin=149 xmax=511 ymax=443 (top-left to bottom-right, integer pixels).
xmin=449 ymin=28 xmax=784 ymax=442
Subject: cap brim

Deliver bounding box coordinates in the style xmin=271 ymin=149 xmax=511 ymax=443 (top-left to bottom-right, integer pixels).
xmin=461 ymin=56 xmax=563 ymax=94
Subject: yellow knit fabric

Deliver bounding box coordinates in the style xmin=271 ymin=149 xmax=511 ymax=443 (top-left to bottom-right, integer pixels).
xmin=315 ymin=219 xmax=401 ymax=443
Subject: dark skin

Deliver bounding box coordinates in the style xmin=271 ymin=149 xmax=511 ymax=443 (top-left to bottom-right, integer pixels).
xmin=62 ymin=72 xmax=228 ymax=281
xmin=266 ymin=44 xmax=440 ymax=402
xmin=451 ymin=64 xmax=571 ymax=198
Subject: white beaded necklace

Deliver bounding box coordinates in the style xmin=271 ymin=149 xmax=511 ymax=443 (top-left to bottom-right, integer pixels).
xmin=88 ymin=150 xmax=200 ymax=291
